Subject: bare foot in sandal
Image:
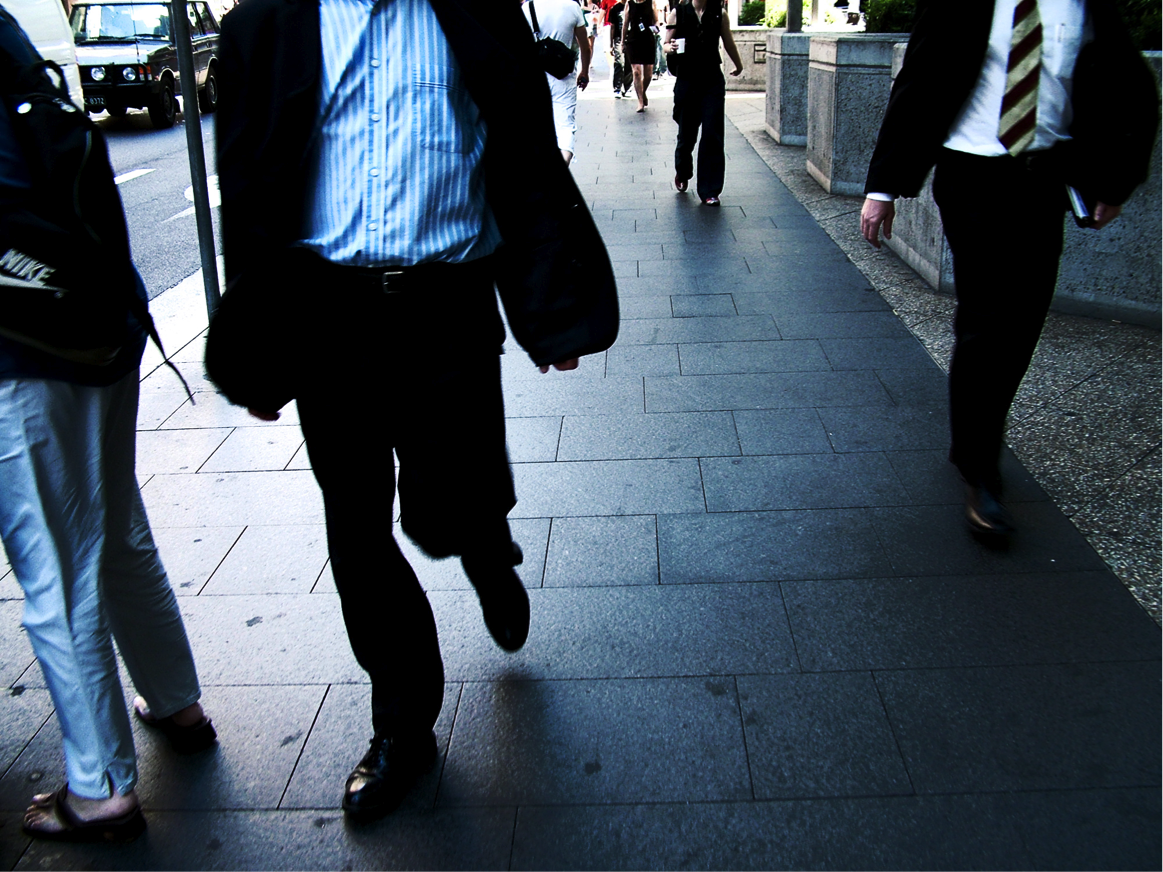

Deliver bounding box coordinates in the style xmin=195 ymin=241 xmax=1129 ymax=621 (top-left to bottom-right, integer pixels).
xmin=24 ymin=786 xmax=144 ymax=842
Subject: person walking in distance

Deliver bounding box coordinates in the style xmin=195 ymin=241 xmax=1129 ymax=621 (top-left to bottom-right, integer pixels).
xmin=606 ymin=0 xmax=633 ymax=97
xmin=622 ymin=0 xmax=656 ymax=111
xmin=663 ymin=0 xmax=743 ymax=205
xmin=860 ymin=0 xmax=1157 ymax=538
xmin=523 ymin=0 xmax=592 ymax=165
xmin=212 ymin=0 xmax=618 ymax=822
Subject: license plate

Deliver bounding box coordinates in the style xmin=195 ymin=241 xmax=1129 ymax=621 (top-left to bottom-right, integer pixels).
xmin=87 ymin=96 xmax=105 ymax=107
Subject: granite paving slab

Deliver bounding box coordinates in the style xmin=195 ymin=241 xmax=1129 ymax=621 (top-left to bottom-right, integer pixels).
xmin=438 ymin=678 xmax=751 ymax=806
xmin=430 ymin=584 xmax=798 ymax=681
xmin=542 ymin=515 xmax=659 ymax=587
xmin=701 ymin=453 xmax=910 ymax=512
xmin=646 ymin=370 xmax=894 ymax=413
xmin=677 ymin=340 xmax=831 ymax=375
xmin=875 ymin=661 xmax=1161 ymax=794
xmin=736 ymin=672 xmax=913 ymax=800
xmin=556 ymin=411 xmax=739 ymax=461
xmin=510 ymin=794 xmax=1034 ymax=871
xmin=783 ymin=572 xmax=1162 ymax=671
xmin=16 ymin=808 xmax=517 ymax=871
xmin=510 ymin=459 xmax=705 ymax=517
xmin=657 ymin=510 xmax=894 ymax=584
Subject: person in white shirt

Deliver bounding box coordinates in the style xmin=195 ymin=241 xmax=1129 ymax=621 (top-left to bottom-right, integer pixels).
xmin=523 ymin=0 xmax=592 ymax=164
xmin=860 ymin=0 xmax=1157 ymax=538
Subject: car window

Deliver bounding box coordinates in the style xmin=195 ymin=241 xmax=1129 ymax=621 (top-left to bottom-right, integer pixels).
xmin=185 ymin=3 xmax=204 ymax=36
xmin=71 ymin=4 xmax=172 ymax=42
xmin=193 ymin=4 xmax=218 ymax=35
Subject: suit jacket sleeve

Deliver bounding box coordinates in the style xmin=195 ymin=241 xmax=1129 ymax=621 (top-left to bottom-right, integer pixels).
xmin=864 ymin=0 xmax=991 ymax=198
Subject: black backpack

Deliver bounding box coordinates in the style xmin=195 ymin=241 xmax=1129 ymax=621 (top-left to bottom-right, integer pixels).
xmin=0 ymin=12 xmax=188 ymax=393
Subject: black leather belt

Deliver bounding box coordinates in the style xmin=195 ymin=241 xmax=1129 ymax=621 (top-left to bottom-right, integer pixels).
xmin=304 ymin=252 xmax=493 ymax=295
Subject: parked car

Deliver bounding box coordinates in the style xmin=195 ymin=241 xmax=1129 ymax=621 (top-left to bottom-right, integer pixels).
xmin=5 ymin=0 xmax=85 ymax=108
xmin=68 ymin=0 xmax=220 ymax=129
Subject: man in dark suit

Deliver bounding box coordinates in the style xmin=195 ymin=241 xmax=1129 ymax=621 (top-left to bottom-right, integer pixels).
xmin=212 ymin=0 xmax=617 ymax=820
xmin=861 ymin=0 xmax=1157 ymax=538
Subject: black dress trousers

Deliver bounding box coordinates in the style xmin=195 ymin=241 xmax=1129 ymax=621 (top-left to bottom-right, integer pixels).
xmin=294 ymin=253 xmax=516 ymax=739
xmin=933 ymin=147 xmax=1068 ymax=487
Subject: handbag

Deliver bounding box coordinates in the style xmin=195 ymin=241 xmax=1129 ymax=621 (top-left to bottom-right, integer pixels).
xmin=528 ymin=1 xmax=577 ymax=80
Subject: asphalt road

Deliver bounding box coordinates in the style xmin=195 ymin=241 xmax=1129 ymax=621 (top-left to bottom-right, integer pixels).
xmin=98 ymin=101 xmax=221 ymax=300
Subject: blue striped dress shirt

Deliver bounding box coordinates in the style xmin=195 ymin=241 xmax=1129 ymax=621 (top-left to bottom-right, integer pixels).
xmin=299 ymin=0 xmax=501 ymax=267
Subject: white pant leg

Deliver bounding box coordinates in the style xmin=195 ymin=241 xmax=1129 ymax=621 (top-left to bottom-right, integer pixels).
xmin=547 ymin=71 xmax=579 ymax=155
xmin=0 ymin=371 xmax=199 ymax=798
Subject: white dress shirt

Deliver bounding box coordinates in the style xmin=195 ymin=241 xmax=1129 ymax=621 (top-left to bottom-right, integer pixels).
xmin=868 ymin=0 xmax=1091 ymax=202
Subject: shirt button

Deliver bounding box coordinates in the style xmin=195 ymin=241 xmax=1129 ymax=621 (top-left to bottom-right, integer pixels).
xmin=371 ymin=113 xmax=381 ymax=122
xmin=367 ymin=222 xmax=379 ymax=231
xmin=370 ymin=168 xmax=380 ymax=177
xmin=370 ymin=58 xmax=381 ymax=68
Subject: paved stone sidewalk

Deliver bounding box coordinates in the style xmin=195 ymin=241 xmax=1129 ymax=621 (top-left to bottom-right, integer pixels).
xmin=0 ymin=86 xmax=1159 ymax=870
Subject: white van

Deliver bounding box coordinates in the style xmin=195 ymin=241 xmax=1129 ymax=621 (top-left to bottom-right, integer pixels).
xmin=5 ymin=0 xmax=85 ymax=108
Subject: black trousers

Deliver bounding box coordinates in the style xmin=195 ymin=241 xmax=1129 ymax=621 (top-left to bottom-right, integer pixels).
xmin=933 ymin=148 xmax=1067 ymax=487
xmin=673 ymin=73 xmax=726 ymax=200
xmin=294 ymin=253 xmax=516 ymax=739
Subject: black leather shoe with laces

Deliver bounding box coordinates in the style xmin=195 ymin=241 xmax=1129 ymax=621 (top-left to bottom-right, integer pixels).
xmin=342 ymin=731 xmax=437 ymax=821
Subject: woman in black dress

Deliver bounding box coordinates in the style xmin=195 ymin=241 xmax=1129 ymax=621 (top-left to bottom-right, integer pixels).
xmin=621 ymin=0 xmax=657 ymax=112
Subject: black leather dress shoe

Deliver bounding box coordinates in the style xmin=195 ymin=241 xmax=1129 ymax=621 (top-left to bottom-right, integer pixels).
xmin=965 ymin=483 xmax=1015 ymax=538
xmin=462 ymin=542 xmax=529 ymax=652
xmin=342 ymin=731 xmax=437 ymax=821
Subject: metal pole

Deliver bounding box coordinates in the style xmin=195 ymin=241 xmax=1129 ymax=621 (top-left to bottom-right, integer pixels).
xmin=170 ymin=0 xmax=221 ymax=317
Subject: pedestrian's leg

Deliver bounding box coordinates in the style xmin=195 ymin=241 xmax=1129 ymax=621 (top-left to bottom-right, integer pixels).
xmin=695 ymin=79 xmax=726 ymax=201
xmin=641 ymin=63 xmax=653 ymax=106
xmin=0 ymin=378 xmax=142 ymax=832
xmin=98 ymin=371 xmax=203 ymax=724
xmin=392 ymin=280 xmax=525 ymax=651
xmin=632 ymin=63 xmax=645 ymax=110
xmin=295 ymin=278 xmax=445 ymax=741
xmin=612 ymin=42 xmax=624 ymax=95
xmin=934 ymin=151 xmax=1064 ymax=489
xmin=673 ymin=78 xmax=699 ymax=188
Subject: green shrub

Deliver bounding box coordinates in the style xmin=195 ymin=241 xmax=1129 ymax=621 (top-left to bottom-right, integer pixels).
xmin=1116 ymin=0 xmax=1162 ymax=51
xmin=739 ymin=0 xmax=766 ymax=26
xmin=864 ymin=0 xmax=917 ymax=34
xmin=763 ymin=2 xmax=825 ymax=29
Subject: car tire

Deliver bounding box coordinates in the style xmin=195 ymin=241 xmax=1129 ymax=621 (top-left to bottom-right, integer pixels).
xmin=198 ymin=66 xmax=218 ymax=113
xmin=106 ymin=102 xmax=128 ymax=118
xmin=147 ymin=78 xmax=176 ymax=129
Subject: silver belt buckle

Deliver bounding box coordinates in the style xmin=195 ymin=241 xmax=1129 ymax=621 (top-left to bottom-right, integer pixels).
xmin=381 ymin=269 xmax=406 ymax=294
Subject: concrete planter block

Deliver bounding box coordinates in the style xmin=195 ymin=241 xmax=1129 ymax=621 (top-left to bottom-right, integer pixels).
xmin=1053 ymin=53 xmax=1161 ymax=326
xmin=765 ymin=30 xmax=810 ymax=146
xmin=806 ymin=34 xmax=900 ymax=195
xmin=724 ymin=27 xmax=774 ymax=92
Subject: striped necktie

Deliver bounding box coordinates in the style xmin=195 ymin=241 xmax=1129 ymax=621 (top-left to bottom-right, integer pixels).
xmin=999 ymin=0 xmax=1043 ymax=155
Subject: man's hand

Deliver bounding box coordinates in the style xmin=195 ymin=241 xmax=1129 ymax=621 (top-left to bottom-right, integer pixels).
xmin=577 ymin=71 xmax=589 ymax=90
xmin=248 ymin=408 xmax=281 ymax=421
xmin=539 ymin=358 xmax=580 ymax=374
xmin=860 ymin=197 xmax=896 ymax=249
xmin=1092 ymin=202 xmax=1122 ymax=230
xmin=729 ymin=65 xmax=743 ymax=77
